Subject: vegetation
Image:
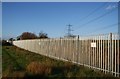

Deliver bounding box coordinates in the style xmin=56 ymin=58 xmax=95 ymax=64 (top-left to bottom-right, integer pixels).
xmin=19 ymin=32 xmax=37 ymax=40
xmin=2 ymin=45 xmax=114 ymax=78
xmin=17 ymin=31 xmax=48 ymax=40
xmin=2 ymin=40 xmax=12 ymax=46
xmin=38 ymin=31 xmax=48 ymax=39
xmin=8 ymin=38 xmax=15 ymax=41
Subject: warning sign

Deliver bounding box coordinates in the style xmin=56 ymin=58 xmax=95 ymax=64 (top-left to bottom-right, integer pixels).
xmin=91 ymin=42 xmax=96 ymax=48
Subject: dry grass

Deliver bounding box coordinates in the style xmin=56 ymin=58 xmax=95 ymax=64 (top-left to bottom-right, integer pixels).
xmin=26 ymin=61 xmax=51 ymax=75
xmin=64 ymin=62 xmax=73 ymax=69
xmin=11 ymin=71 xmax=26 ymax=78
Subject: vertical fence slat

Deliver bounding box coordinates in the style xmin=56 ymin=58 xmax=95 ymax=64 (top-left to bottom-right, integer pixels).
xmin=115 ymin=34 xmax=117 ymax=77
xmin=77 ymin=36 xmax=79 ymax=64
xmin=102 ymin=35 xmax=104 ymax=72
xmin=95 ymin=35 xmax=96 ymax=67
xmin=108 ymin=34 xmax=110 ymax=73
xmin=89 ymin=36 xmax=90 ymax=67
xmin=93 ymin=36 xmax=94 ymax=67
xmin=97 ymin=35 xmax=99 ymax=68
xmin=60 ymin=38 xmax=62 ymax=59
xmin=101 ymin=35 xmax=102 ymax=70
xmin=99 ymin=35 xmax=101 ymax=68
xmin=112 ymin=34 xmax=114 ymax=75
xmin=117 ymin=35 xmax=119 ymax=77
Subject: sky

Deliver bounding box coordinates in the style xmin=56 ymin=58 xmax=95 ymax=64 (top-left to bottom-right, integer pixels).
xmin=0 ymin=2 xmax=1 ymax=39
xmin=2 ymin=0 xmax=120 ymax=2
xmin=2 ymin=2 xmax=118 ymax=39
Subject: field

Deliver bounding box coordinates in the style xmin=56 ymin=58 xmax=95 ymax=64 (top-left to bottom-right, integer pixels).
xmin=2 ymin=45 xmax=114 ymax=78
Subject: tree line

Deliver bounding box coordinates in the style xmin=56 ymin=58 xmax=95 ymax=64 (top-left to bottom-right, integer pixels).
xmin=17 ymin=31 xmax=48 ymax=40
xmin=1 ymin=31 xmax=48 ymax=46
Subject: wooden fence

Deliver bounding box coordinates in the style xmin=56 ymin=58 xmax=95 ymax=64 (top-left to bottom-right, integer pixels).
xmin=13 ymin=33 xmax=120 ymax=77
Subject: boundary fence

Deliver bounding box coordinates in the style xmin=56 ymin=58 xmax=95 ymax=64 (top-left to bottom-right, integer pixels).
xmin=13 ymin=33 xmax=120 ymax=77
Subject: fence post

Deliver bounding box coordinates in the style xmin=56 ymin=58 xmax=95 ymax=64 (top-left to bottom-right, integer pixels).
xmin=89 ymin=36 xmax=90 ymax=67
xmin=99 ymin=35 xmax=101 ymax=69
xmin=108 ymin=34 xmax=110 ymax=73
xmin=77 ymin=35 xmax=79 ymax=64
xmin=93 ymin=35 xmax=95 ymax=67
xmin=60 ymin=38 xmax=62 ymax=59
xmin=118 ymin=34 xmax=120 ymax=77
xmin=115 ymin=34 xmax=117 ymax=77
xmin=109 ymin=33 xmax=112 ymax=73
xmin=100 ymin=35 xmax=103 ymax=71
xmin=112 ymin=33 xmax=114 ymax=75
xmin=103 ymin=35 xmax=105 ymax=73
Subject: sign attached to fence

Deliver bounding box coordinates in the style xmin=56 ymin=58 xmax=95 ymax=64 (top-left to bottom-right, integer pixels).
xmin=91 ymin=42 xmax=96 ymax=48
xmin=39 ymin=42 xmax=41 ymax=45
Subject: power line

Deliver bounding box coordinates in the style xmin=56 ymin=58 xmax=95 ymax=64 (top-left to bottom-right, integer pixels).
xmin=74 ymin=5 xmax=118 ymax=30
xmin=78 ymin=1 xmax=111 ymax=22
xmin=84 ymin=22 xmax=119 ymax=35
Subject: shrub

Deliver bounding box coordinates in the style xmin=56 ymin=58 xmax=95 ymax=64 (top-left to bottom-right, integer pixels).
xmin=26 ymin=62 xmax=51 ymax=76
xmin=2 ymin=40 xmax=12 ymax=46
xmin=64 ymin=62 xmax=73 ymax=70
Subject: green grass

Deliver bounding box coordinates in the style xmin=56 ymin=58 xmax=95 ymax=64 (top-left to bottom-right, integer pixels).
xmin=2 ymin=46 xmax=114 ymax=78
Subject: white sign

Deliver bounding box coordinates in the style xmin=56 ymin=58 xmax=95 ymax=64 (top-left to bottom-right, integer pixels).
xmin=91 ymin=42 xmax=96 ymax=47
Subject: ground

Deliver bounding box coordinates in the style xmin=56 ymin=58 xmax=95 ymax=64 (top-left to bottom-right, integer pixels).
xmin=2 ymin=45 xmax=114 ymax=78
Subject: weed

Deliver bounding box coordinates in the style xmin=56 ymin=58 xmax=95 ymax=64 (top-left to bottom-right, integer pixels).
xmin=26 ymin=61 xmax=52 ymax=76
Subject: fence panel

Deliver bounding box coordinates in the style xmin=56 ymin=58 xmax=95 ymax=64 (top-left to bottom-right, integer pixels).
xmin=13 ymin=33 xmax=120 ymax=77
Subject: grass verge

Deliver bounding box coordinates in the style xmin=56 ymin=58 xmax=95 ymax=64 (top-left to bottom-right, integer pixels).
xmin=2 ymin=46 xmax=114 ymax=78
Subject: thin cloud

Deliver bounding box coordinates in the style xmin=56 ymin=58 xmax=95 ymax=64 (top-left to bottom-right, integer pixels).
xmin=105 ymin=5 xmax=117 ymax=10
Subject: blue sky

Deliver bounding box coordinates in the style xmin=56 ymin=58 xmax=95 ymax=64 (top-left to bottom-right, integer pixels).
xmin=2 ymin=0 xmax=120 ymax=2
xmin=2 ymin=2 xmax=118 ymax=39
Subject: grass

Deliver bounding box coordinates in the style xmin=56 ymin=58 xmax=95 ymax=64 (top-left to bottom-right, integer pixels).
xmin=2 ymin=45 xmax=115 ymax=78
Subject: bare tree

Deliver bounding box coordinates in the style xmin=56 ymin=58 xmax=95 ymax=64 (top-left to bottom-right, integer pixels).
xmin=38 ymin=31 xmax=48 ymax=39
